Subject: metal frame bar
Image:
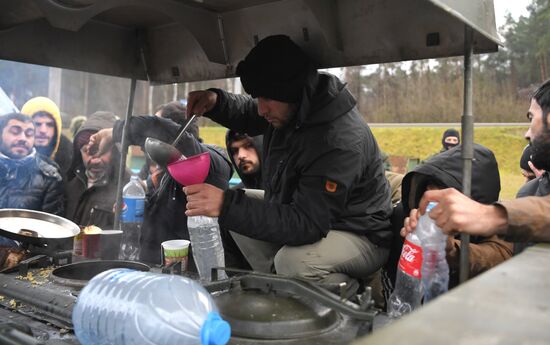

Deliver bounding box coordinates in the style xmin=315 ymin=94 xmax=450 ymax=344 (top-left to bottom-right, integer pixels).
xmin=113 ymin=78 xmax=137 ymax=230
xmin=459 ymin=25 xmax=474 ymax=284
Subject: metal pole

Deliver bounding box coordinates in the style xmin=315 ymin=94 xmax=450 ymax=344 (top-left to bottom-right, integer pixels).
xmin=459 ymin=26 xmax=474 ymax=284
xmin=114 ymin=78 xmax=137 ymax=230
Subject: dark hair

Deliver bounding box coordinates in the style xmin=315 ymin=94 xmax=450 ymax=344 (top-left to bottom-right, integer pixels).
xmin=0 ymin=113 xmax=33 ymax=133
xmin=533 ymin=79 xmax=550 ymax=130
xmin=157 ymin=101 xmax=186 ymax=125
xmin=156 ymin=101 xmax=200 ymax=140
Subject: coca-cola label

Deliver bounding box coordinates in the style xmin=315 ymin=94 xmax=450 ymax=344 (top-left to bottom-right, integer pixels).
xmin=398 ymin=240 xmax=423 ymax=278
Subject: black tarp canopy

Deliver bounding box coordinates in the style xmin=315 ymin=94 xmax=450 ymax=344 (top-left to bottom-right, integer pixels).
xmin=0 ymin=0 xmax=500 ymax=83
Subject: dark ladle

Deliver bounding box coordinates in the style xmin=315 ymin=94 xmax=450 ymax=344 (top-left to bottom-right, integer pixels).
xmin=144 ymin=114 xmax=197 ymax=167
xmin=145 ymin=137 xmax=185 ymax=167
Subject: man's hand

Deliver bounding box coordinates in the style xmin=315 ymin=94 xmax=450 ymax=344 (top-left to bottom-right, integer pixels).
xmin=89 ymin=128 xmax=113 ymax=156
xmin=186 ymin=90 xmax=218 ymax=118
xmin=183 ymin=183 xmax=224 ymax=217
xmin=400 ymin=208 xmax=420 ymax=237
xmin=418 ymin=188 xmax=508 ymax=237
xmin=528 ymin=161 xmax=545 ymax=178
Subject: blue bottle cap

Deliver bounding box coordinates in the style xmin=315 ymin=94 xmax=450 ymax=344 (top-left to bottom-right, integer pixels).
xmin=200 ymin=312 xmax=231 ymax=345
xmin=426 ymin=201 xmax=438 ymax=212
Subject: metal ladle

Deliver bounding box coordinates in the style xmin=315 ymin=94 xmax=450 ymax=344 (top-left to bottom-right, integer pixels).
xmin=144 ymin=115 xmax=197 ymax=167
xmin=144 ymin=138 xmax=184 ymax=167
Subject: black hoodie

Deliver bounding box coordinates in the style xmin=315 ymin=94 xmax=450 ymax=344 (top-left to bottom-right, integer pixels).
xmin=225 ymin=130 xmax=264 ymax=189
xmin=206 ymin=72 xmax=392 ymax=247
xmin=396 ymin=144 xmax=512 ymax=287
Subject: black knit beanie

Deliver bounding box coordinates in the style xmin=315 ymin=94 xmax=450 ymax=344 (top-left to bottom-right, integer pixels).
xmin=236 ymin=35 xmax=314 ymax=103
xmin=520 ymin=144 xmax=534 ymax=172
xmin=442 ymin=128 xmax=460 ymax=150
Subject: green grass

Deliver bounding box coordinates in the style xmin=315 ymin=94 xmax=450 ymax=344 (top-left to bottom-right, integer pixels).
xmin=200 ymin=126 xmax=529 ymax=200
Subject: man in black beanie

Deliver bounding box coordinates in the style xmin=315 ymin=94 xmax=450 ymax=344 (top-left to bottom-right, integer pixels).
xmin=184 ymin=35 xmax=392 ymax=290
xmin=519 ymin=144 xmax=537 ymax=182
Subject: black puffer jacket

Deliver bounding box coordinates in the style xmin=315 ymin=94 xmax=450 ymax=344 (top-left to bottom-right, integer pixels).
xmin=0 ymin=151 xmax=64 ymax=215
xmin=207 ymin=72 xmax=392 ymax=247
xmin=112 ymin=116 xmax=233 ymax=264
xmin=225 ymin=131 xmax=264 ymax=189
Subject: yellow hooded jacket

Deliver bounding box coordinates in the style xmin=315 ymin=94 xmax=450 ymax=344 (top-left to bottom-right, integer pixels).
xmin=21 ymin=96 xmax=62 ymax=159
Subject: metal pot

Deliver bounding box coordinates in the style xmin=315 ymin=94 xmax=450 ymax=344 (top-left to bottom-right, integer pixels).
xmin=50 ymin=260 xmax=150 ymax=288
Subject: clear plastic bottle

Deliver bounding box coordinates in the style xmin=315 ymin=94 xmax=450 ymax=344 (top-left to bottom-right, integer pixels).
xmin=388 ymin=225 xmax=424 ymax=319
xmin=418 ymin=202 xmax=449 ymax=302
xmin=119 ymin=176 xmax=145 ymax=261
xmin=187 ymin=216 xmax=228 ymax=282
xmin=388 ymin=202 xmax=449 ymax=319
xmin=72 ymin=268 xmax=231 ymax=345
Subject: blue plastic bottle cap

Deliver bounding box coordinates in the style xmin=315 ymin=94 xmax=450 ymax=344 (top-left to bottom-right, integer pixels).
xmin=426 ymin=201 xmax=438 ymax=212
xmin=200 ymin=312 xmax=231 ymax=345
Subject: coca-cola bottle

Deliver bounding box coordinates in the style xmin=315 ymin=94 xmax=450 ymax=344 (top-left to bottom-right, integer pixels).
xmin=387 ymin=228 xmax=423 ymax=319
xmin=388 ymin=202 xmax=446 ymax=319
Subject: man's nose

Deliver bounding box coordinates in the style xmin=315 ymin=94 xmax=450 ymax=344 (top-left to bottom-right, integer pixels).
xmin=89 ymin=156 xmax=102 ymax=164
xmin=525 ymin=127 xmax=532 ymax=141
xmin=257 ymin=99 xmax=268 ymax=117
xmin=238 ymin=148 xmax=247 ymax=160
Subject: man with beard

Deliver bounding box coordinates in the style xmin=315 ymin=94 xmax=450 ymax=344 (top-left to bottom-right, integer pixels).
xmin=184 ymin=35 xmax=392 ymax=290
xmin=21 ymin=97 xmax=73 ymax=181
xmin=65 ymin=111 xmax=130 ymax=229
xmin=222 ymin=130 xmax=264 ymax=271
xmin=401 ymin=79 xmax=550 ymax=245
xmin=0 ymin=113 xmax=63 ymax=214
xmin=226 ymin=130 xmax=263 ymax=189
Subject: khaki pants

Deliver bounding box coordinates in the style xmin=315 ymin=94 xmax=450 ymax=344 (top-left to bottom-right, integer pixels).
xmin=229 ymin=189 xmax=389 ymax=286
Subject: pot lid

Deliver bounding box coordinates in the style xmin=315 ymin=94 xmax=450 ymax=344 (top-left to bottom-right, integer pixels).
xmin=214 ymin=289 xmax=339 ymax=340
xmin=0 ymin=209 xmax=79 ymax=241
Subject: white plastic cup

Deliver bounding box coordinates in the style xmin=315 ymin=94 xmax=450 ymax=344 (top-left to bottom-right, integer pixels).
xmin=161 ymin=239 xmax=190 ymax=270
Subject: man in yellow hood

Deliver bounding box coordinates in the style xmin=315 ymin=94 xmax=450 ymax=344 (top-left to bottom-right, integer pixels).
xmin=21 ymin=97 xmax=73 ymax=180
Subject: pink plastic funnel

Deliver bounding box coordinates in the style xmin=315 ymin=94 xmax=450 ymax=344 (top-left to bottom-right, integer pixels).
xmin=167 ymin=152 xmax=210 ymax=186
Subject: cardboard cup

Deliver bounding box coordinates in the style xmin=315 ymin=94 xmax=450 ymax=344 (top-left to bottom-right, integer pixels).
xmin=161 ymin=240 xmax=190 ymax=270
xmin=82 ymin=233 xmax=101 ymax=259
xmin=99 ymin=230 xmax=123 ymax=260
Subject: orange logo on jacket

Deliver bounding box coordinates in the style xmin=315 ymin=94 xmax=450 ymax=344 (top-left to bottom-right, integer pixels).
xmin=325 ymin=180 xmax=338 ymax=193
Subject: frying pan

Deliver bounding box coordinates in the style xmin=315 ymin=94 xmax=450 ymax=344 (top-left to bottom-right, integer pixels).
xmin=0 ymin=209 xmax=79 ymax=248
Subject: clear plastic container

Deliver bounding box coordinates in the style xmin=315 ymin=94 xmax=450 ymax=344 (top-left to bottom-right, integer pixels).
xmin=388 ymin=202 xmax=448 ymax=318
xmin=72 ymin=269 xmax=231 ymax=345
xmin=388 ymin=229 xmax=423 ymax=318
xmin=187 ymin=216 xmax=228 ymax=282
xmin=417 ymin=203 xmax=449 ymax=302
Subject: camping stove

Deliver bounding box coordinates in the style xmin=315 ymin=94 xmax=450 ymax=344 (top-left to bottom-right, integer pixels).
xmin=205 ymin=269 xmax=377 ymax=345
xmin=0 ymin=263 xmax=377 ymax=345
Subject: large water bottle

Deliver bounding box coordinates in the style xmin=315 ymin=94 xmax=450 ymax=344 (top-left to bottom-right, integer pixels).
xmin=120 ymin=175 xmax=145 ymax=261
xmin=418 ymin=202 xmax=449 ymax=302
xmin=72 ymin=269 xmax=231 ymax=345
xmin=187 ymin=216 xmax=228 ymax=282
xmin=387 ymin=224 xmax=424 ymax=319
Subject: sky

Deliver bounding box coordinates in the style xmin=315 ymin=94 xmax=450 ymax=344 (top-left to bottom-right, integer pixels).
xmin=494 ymin=0 xmax=531 ymax=29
